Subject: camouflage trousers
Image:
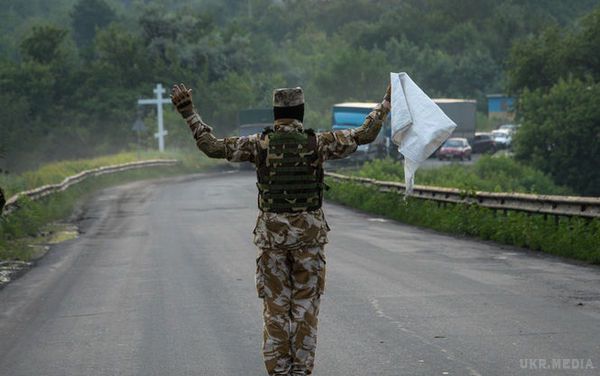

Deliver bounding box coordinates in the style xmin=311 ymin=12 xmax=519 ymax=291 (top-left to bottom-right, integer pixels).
xmin=256 ymin=246 xmax=326 ymax=376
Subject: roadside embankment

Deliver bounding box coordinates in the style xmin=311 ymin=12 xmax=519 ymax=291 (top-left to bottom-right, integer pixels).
xmin=325 ymin=158 xmax=600 ymax=264
xmin=0 ymin=150 xmax=222 ymax=279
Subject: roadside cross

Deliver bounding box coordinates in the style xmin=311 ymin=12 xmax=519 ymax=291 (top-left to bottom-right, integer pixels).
xmin=138 ymin=83 xmax=171 ymax=152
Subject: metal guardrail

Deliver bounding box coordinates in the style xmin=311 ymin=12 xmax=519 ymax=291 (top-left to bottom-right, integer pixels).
xmin=2 ymin=159 xmax=178 ymax=216
xmin=325 ymin=172 xmax=600 ymax=219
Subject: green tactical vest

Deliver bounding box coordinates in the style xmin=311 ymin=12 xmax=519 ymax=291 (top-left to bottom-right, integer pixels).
xmin=256 ymin=128 xmax=324 ymax=213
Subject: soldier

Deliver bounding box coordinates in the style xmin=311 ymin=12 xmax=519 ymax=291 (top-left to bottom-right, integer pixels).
xmin=0 ymin=186 xmax=5 ymax=213
xmin=171 ymin=83 xmax=391 ymax=375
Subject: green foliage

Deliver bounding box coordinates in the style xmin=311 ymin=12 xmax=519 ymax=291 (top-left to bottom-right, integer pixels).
xmin=20 ymin=25 xmax=69 ymax=64
xmin=0 ymin=150 xmax=219 ymax=198
xmin=326 ymin=181 xmax=600 ymax=264
xmin=352 ymin=156 xmax=570 ymax=195
xmin=508 ymin=7 xmax=600 ymax=93
xmin=507 ymin=8 xmax=600 ymax=195
xmin=514 ymin=79 xmax=600 ymax=196
xmin=1 ymin=0 xmax=599 ymax=173
xmin=71 ymin=0 xmax=116 ymax=47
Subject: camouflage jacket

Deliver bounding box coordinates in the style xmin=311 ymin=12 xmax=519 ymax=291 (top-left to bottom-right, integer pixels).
xmin=186 ymin=103 xmax=390 ymax=250
xmin=0 ymin=187 xmax=5 ymax=213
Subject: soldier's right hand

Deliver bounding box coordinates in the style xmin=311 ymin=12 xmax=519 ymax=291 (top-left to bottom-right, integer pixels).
xmin=382 ymin=83 xmax=391 ymax=111
xmin=0 ymin=186 xmax=5 ymax=213
xmin=171 ymin=83 xmax=195 ymax=118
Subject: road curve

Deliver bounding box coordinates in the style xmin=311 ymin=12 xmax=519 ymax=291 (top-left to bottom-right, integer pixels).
xmin=0 ymin=171 xmax=599 ymax=376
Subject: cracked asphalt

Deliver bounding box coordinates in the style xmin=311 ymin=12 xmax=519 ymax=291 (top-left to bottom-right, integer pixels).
xmin=0 ymin=171 xmax=598 ymax=375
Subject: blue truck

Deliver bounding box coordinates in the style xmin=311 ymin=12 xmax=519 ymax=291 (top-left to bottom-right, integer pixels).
xmin=332 ymin=99 xmax=476 ymax=161
xmin=331 ymin=102 xmax=390 ymax=162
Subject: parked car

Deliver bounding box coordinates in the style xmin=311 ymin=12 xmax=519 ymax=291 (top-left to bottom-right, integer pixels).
xmin=499 ymin=124 xmax=519 ymax=134
xmin=471 ymin=132 xmax=496 ymax=154
xmin=491 ymin=129 xmax=512 ymax=149
xmin=437 ymin=138 xmax=472 ymax=160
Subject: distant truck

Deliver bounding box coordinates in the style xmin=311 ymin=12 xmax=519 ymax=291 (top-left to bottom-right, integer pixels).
xmin=237 ymin=108 xmax=273 ymax=136
xmin=331 ymin=102 xmax=390 ymax=162
xmin=434 ymin=99 xmax=476 ymax=140
xmin=331 ymin=99 xmax=475 ymax=161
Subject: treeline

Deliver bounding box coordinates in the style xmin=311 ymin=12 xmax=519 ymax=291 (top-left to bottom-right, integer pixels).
xmin=0 ymin=0 xmax=598 ymax=176
xmin=507 ymin=8 xmax=600 ymax=196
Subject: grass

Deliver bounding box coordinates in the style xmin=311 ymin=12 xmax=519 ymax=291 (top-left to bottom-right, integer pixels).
xmin=325 ymin=181 xmax=600 ymax=264
xmin=0 ymin=149 xmax=222 ymax=261
xmin=0 ymin=149 xmax=217 ymax=198
xmin=347 ymin=156 xmax=571 ymax=195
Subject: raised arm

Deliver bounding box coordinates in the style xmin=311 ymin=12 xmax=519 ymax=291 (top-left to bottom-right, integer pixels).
xmin=352 ymin=84 xmax=391 ymax=145
xmin=318 ymin=84 xmax=391 ymax=161
xmin=171 ymin=84 xmax=257 ymax=163
xmin=0 ymin=186 xmax=5 ymax=213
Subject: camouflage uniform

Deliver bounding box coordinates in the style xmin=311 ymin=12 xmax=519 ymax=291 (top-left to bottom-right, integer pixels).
xmin=173 ymin=84 xmax=390 ymax=375
xmin=0 ymin=187 xmax=5 ymax=213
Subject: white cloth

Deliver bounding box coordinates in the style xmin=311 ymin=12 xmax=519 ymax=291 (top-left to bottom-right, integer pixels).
xmin=390 ymin=72 xmax=456 ymax=194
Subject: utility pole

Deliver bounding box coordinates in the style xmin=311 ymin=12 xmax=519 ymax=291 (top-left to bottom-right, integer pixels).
xmin=138 ymin=84 xmax=171 ymax=152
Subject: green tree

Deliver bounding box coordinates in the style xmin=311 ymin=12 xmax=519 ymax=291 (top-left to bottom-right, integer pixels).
xmin=71 ymin=0 xmax=116 ymax=47
xmin=3 ymin=0 xmax=600 ymax=172
xmin=566 ymin=8 xmax=600 ymax=81
xmin=506 ymin=26 xmax=566 ymax=93
xmin=508 ymin=7 xmax=600 ymax=93
xmin=514 ymin=80 xmax=600 ymax=195
xmin=508 ymin=7 xmax=600 ymax=195
xmin=20 ymin=25 xmax=68 ymax=64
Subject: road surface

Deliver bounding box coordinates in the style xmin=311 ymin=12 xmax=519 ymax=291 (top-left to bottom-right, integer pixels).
xmin=1 ymin=172 xmax=599 ymax=375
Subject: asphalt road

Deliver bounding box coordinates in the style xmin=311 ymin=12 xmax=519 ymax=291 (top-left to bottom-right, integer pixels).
xmin=1 ymin=171 xmax=599 ymax=376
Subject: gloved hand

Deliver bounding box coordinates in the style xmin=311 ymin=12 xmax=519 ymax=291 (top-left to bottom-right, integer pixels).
xmin=382 ymin=83 xmax=391 ymax=111
xmin=0 ymin=187 xmax=5 ymax=213
xmin=171 ymin=83 xmax=195 ymax=118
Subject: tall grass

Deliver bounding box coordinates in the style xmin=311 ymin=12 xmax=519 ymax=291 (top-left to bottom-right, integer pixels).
xmin=0 ymin=149 xmax=217 ymax=198
xmin=350 ymin=156 xmax=571 ymax=195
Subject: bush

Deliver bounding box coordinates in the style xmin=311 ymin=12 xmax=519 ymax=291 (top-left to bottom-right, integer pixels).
xmin=352 ymin=156 xmax=570 ymax=195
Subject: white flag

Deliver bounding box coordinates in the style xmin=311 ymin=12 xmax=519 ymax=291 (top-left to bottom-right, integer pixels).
xmin=390 ymin=72 xmax=456 ymax=194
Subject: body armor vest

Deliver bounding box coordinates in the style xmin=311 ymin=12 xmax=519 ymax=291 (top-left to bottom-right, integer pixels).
xmin=256 ymin=128 xmax=324 ymax=213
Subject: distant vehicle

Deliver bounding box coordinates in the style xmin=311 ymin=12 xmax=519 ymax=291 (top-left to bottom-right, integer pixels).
xmin=471 ymin=132 xmax=496 ymax=154
xmin=237 ymin=108 xmax=272 ymax=136
xmin=434 ymin=99 xmax=477 ymax=140
xmin=437 ymin=137 xmax=472 ymax=160
xmin=498 ymin=124 xmax=518 ymax=134
xmin=491 ymin=129 xmax=512 ymax=149
xmin=331 ymin=102 xmax=389 ymax=162
xmin=236 ymin=109 xmax=273 ymax=169
xmin=239 ymin=123 xmax=268 ymax=137
xmin=238 ymin=108 xmax=273 ymax=127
